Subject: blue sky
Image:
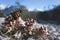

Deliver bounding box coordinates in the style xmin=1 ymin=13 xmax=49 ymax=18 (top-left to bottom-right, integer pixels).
xmin=0 ymin=0 xmax=60 ymax=11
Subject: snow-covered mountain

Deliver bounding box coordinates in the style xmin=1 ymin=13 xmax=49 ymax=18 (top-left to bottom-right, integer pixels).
xmin=2 ymin=6 xmax=18 ymax=16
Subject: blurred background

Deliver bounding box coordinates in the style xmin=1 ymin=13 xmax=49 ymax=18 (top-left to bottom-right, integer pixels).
xmin=0 ymin=0 xmax=60 ymax=22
